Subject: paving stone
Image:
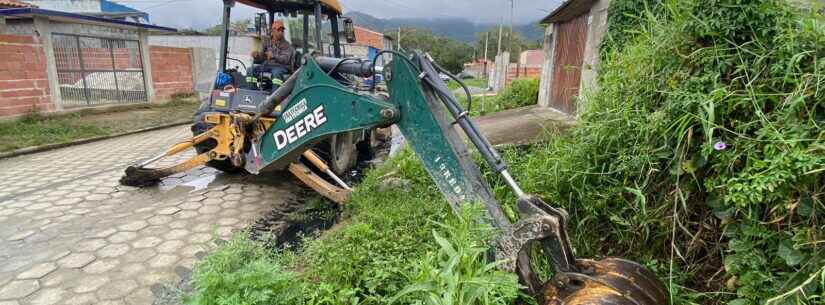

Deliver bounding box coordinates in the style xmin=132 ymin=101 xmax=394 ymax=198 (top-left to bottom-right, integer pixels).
xmin=0 ymin=126 xmax=287 ymax=304
xmin=118 ymin=264 xmax=145 ymax=278
xmin=167 ymin=220 xmax=188 ymax=229
xmin=26 ymin=287 xmax=65 ymax=305
xmin=53 ymin=198 xmax=82 ymax=206
xmin=57 ymin=253 xmax=96 ymax=269
xmin=117 ymin=221 xmax=148 ymax=232
xmin=96 ymin=280 xmax=137 ymax=300
xmin=73 ymin=276 xmax=109 ymax=293
xmin=178 ymin=202 xmax=202 ymax=211
xmin=0 ymin=280 xmax=39 ymax=299
xmin=121 ymin=248 xmax=156 ymax=263
xmin=93 ymin=229 xmax=117 ymax=238
xmin=156 ymin=207 xmax=181 ymax=215
xmin=188 ymin=233 xmax=212 ymax=244
xmin=97 ymin=244 xmax=130 ymax=258
xmin=176 ymin=211 xmax=198 ymax=219
xmin=63 ymin=293 xmax=98 ymax=305
xmin=73 ymin=239 xmax=108 ymax=252
xmin=162 ymin=229 xmax=189 ymax=240
xmin=131 ymin=236 xmax=162 ymax=248
xmin=40 ymin=268 xmax=83 ymax=288
xmin=124 ymin=287 xmax=153 ymax=305
xmin=157 ymin=240 xmax=184 ymax=253
xmin=107 ymin=232 xmax=137 ymax=243
xmin=16 ymin=263 xmax=56 ymax=279
xmin=7 ymin=230 xmax=36 ymax=241
xmin=147 ymin=215 xmax=173 ymax=225
xmin=82 ymin=259 xmax=119 ymax=274
xmin=148 ymin=254 xmax=179 ymax=268
xmin=217 ymin=217 xmax=240 ymax=226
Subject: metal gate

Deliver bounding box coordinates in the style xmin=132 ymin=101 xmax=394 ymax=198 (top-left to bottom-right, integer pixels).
xmin=53 ymin=33 xmax=147 ymax=107
xmin=550 ymin=13 xmax=589 ymax=114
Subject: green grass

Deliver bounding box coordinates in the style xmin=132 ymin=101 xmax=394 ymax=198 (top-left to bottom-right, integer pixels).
xmin=447 ymin=78 xmax=488 ymax=90
xmin=0 ymin=97 xmax=199 ymax=152
xmin=456 ymin=78 xmax=539 ymax=117
xmin=188 ymin=149 xmax=522 ymax=305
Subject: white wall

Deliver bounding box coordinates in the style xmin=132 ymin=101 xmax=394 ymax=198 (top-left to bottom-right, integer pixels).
xmin=27 ymin=0 xmax=101 ymax=13
xmin=148 ymin=35 xmax=258 ymax=74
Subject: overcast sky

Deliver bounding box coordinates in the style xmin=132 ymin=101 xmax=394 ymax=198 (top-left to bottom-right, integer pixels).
xmin=116 ymin=0 xmax=563 ymax=30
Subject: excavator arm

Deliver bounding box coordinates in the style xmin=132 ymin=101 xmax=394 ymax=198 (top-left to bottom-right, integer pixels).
xmin=122 ymin=53 xmax=667 ymax=305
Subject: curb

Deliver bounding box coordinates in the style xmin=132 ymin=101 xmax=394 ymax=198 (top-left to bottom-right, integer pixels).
xmin=0 ymin=120 xmax=192 ymax=159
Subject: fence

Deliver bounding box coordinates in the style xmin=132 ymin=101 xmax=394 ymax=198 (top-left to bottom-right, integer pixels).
xmin=52 ymin=33 xmax=148 ymax=107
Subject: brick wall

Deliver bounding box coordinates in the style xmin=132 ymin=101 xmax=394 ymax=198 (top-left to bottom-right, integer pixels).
xmin=149 ymin=46 xmax=194 ymax=99
xmin=0 ymin=34 xmax=53 ymax=117
xmin=354 ymin=26 xmax=384 ymax=50
xmin=505 ymin=63 xmax=541 ymax=85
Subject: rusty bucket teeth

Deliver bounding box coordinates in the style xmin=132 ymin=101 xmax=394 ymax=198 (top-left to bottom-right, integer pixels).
xmin=540 ymin=258 xmax=668 ymax=305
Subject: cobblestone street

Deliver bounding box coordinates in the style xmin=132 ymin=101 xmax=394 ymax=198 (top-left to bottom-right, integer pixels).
xmin=0 ymin=126 xmax=299 ymax=305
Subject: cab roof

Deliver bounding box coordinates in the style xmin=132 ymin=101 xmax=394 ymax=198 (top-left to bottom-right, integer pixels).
xmin=236 ymin=0 xmax=342 ymax=15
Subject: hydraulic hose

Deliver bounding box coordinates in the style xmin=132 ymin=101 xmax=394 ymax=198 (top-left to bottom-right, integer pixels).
xmin=256 ymin=67 xmax=301 ymax=118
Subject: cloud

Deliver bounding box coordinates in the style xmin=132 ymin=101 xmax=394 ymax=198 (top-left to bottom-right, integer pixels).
xmin=127 ymin=0 xmax=563 ymax=29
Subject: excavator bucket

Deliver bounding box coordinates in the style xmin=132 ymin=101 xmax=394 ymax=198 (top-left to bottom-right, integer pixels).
xmin=387 ymin=53 xmax=669 ymax=305
xmin=540 ymin=258 xmax=669 ymax=305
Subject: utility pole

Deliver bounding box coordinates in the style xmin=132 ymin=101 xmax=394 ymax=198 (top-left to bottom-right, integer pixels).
xmin=397 ymin=27 xmax=401 ymax=50
xmin=496 ymin=18 xmax=503 ymax=56
xmin=483 ymin=31 xmax=489 ymax=78
xmin=508 ymin=0 xmax=514 ymax=54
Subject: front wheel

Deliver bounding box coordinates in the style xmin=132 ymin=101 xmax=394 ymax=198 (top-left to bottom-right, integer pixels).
xmin=328 ymin=132 xmax=357 ymax=176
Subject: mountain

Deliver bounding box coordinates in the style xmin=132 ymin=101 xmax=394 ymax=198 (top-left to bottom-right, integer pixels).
xmin=344 ymin=11 xmax=544 ymax=44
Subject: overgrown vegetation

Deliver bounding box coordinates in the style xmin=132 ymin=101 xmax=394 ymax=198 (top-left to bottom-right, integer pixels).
xmin=0 ymin=96 xmax=198 ymax=152
xmin=190 ymin=1 xmax=823 ymax=304
xmin=464 ymin=78 xmax=539 ymax=116
xmin=188 ymin=150 xmax=521 ymax=305
xmin=493 ymin=0 xmax=824 ymax=304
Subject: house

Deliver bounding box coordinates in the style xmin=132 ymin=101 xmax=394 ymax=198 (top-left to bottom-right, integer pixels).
xmin=0 ymin=0 xmax=34 ymax=8
xmin=0 ymin=6 xmax=196 ymax=118
xmin=24 ymin=0 xmax=149 ymax=23
xmin=537 ymin=0 xmax=609 ymax=115
xmin=341 ymin=25 xmax=393 ymax=62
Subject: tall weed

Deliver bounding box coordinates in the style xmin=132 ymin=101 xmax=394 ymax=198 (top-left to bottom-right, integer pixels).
xmin=496 ymin=0 xmax=825 ymax=304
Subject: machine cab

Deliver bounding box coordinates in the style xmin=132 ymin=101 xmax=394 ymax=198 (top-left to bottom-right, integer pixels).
xmin=212 ymin=0 xmax=356 ymax=115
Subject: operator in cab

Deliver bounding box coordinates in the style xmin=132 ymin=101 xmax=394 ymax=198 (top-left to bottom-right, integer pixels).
xmin=251 ymin=20 xmax=294 ymax=80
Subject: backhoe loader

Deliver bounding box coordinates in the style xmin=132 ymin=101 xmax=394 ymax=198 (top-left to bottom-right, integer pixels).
xmin=121 ymin=1 xmax=668 ymax=304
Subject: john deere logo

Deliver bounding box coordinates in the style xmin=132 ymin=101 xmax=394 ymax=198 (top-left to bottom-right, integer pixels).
xmin=273 ymin=105 xmax=327 ymax=150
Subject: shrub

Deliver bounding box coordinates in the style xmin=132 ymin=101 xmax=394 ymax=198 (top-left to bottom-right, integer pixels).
xmin=496 ymin=78 xmax=539 ymax=110
xmin=391 ymin=205 xmax=521 ymax=305
xmin=187 ymin=237 xmax=305 ymax=305
xmin=494 ymin=0 xmax=825 ymax=304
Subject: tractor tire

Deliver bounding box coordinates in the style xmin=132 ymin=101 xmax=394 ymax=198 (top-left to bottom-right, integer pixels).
xmin=328 ymin=131 xmax=357 ymax=176
xmin=190 ymin=117 xmax=246 ymax=174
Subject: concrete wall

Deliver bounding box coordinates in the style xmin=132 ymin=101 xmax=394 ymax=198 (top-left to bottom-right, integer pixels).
xmin=48 ymin=20 xmax=140 ymax=40
xmin=0 ymin=34 xmax=53 ymax=117
xmin=26 ymin=0 xmax=100 ymax=13
xmin=149 ymin=35 xmax=257 ymax=74
xmin=191 ymin=47 xmax=216 ymax=96
xmin=536 ymin=0 xmax=610 ymax=114
xmin=538 ymin=24 xmax=556 ymax=108
xmin=578 ymin=0 xmax=610 ymax=110
xmin=149 ymin=46 xmax=194 ymax=99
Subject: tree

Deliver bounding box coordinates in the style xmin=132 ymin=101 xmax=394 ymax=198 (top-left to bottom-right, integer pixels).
xmin=384 ymin=28 xmax=473 ymax=73
xmin=474 ymin=26 xmax=541 ymax=62
xmin=203 ymin=18 xmax=254 ymax=36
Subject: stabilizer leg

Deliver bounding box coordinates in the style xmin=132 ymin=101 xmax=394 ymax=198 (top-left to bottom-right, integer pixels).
xmin=288 ymin=162 xmax=350 ymax=204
